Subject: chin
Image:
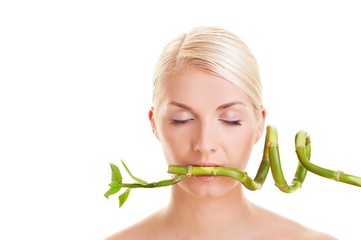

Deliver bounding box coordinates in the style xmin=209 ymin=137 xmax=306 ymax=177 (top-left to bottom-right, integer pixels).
xmin=177 ymin=176 xmax=240 ymax=199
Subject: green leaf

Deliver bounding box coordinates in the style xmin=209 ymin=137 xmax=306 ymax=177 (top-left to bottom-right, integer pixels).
xmin=118 ymin=188 xmax=131 ymax=208
xmin=121 ymin=160 xmax=148 ymax=186
xmin=110 ymin=163 xmax=122 ymax=184
xmin=108 ymin=181 xmax=121 ymax=188
xmin=104 ymin=185 xmax=121 ymax=199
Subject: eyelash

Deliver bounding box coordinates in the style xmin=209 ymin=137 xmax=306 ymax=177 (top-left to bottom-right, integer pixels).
xmin=170 ymin=119 xmax=242 ymax=126
xmin=170 ymin=119 xmax=193 ymax=125
xmin=221 ymin=120 xmax=242 ymax=126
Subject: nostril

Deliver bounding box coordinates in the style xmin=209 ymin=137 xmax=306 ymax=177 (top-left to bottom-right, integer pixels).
xmin=193 ymin=144 xmax=217 ymax=153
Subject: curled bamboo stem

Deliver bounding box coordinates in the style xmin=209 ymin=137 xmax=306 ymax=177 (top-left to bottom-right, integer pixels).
xmin=105 ymin=125 xmax=361 ymax=207
xmin=295 ymin=130 xmax=361 ymax=187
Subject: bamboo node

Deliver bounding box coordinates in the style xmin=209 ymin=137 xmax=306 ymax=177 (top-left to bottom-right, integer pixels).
xmin=268 ymin=142 xmax=279 ymax=147
xmin=335 ymin=170 xmax=343 ymax=182
xmin=186 ymin=165 xmax=193 ymax=177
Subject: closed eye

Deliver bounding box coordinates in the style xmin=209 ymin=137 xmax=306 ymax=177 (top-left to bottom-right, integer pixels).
xmin=170 ymin=119 xmax=194 ymax=125
xmin=220 ymin=119 xmax=242 ymax=126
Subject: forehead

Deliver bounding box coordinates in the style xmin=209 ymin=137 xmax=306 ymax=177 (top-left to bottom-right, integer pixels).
xmin=164 ymin=68 xmax=252 ymax=107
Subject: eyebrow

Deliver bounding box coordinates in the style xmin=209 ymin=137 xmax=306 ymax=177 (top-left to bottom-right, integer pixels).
xmin=168 ymin=101 xmax=193 ymax=110
xmin=168 ymin=101 xmax=245 ymax=111
xmin=216 ymin=101 xmax=246 ymax=110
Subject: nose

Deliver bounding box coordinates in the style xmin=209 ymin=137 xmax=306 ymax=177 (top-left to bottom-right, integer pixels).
xmin=192 ymin=120 xmax=218 ymax=154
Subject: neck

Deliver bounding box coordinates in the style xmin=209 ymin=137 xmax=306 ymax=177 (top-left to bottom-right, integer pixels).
xmin=162 ymin=184 xmax=254 ymax=238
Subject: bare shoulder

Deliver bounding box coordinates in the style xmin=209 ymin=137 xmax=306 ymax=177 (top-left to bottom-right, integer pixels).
xmin=254 ymin=204 xmax=337 ymax=240
xmin=275 ymin=215 xmax=337 ymax=239
xmin=280 ymin=218 xmax=337 ymax=239
xmin=299 ymin=229 xmax=338 ymax=240
xmin=105 ymin=222 xmax=151 ymax=240
xmin=105 ymin=225 xmax=144 ymax=240
xmin=104 ymin=212 xmax=162 ymax=240
xmin=287 ymin=224 xmax=337 ymax=240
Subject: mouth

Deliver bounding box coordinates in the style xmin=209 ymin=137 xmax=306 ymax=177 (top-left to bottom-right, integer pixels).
xmin=195 ymin=175 xmax=216 ymax=182
xmin=193 ymin=162 xmax=221 ymax=167
xmin=168 ymin=163 xmax=227 ymax=180
xmin=191 ymin=163 xmax=221 ymax=182
xmin=168 ymin=164 xmax=244 ymax=183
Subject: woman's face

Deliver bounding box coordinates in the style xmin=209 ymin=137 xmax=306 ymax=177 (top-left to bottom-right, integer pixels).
xmin=150 ymin=68 xmax=265 ymax=198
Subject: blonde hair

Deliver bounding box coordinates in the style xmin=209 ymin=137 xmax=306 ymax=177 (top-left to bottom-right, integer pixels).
xmin=152 ymin=26 xmax=262 ymax=111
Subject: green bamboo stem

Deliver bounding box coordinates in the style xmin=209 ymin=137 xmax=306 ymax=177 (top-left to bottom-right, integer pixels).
xmin=105 ymin=125 xmax=361 ymax=207
xmin=168 ymin=126 xmax=361 ymax=190
xmin=295 ymin=130 xmax=361 ymax=187
xmin=167 ymin=126 xmax=307 ymax=193
xmin=167 ymin=165 xmax=262 ymax=190
xmin=121 ymin=175 xmax=187 ymax=189
xmin=266 ymin=126 xmax=307 ymax=193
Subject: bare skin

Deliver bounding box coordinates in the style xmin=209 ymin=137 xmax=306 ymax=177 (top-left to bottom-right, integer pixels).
xmin=106 ymin=69 xmax=336 ymax=240
xmin=106 ymin=185 xmax=336 ymax=240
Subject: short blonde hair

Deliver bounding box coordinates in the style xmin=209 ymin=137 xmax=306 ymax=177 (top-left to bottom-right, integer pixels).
xmin=152 ymin=26 xmax=262 ymax=111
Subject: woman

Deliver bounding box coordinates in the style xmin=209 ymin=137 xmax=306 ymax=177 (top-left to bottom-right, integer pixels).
xmin=107 ymin=26 xmax=336 ymax=239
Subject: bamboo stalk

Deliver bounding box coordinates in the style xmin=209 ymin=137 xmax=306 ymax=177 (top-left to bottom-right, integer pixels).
xmin=295 ymin=130 xmax=361 ymax=187
xmin=105 ymin=125 xmax=361 ymax=207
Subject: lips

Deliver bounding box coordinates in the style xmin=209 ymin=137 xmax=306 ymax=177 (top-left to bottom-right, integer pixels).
xmin=193 ymin=162 xmax=221 ymax=167
xmin=196 ymin=175 xmax=215 ymax=182
xmin=190 ymin=162 xmax=221 ymax=182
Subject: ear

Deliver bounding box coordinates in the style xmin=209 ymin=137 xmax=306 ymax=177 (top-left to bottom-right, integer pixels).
xmin=255 ymin=106 xmax=266 ymax=144
xmin=148 ymin=107 xmax=159 ymax=139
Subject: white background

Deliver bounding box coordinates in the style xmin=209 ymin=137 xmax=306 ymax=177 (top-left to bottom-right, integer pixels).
xmin=1 ymin=1 xmax=361 ymax=239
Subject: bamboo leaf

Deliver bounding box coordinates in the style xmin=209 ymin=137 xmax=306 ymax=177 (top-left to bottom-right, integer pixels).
xmin=121 ymin=160 xmax=148 ymax=186
xmin=108 ymin=181 xmax=122 ymax=188
xmin=118 ymin=188 xmax=131 ymax=208
xmin=110 ymin=163 xmax=122 ymax=184
xmin=104 ymin=184 xmax=121 ymax=199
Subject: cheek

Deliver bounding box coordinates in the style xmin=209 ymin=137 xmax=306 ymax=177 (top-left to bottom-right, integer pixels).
xmin=162 ymin=128 xmax=178 ymax=150
xmin=226 ymin=129 xmax=256 ymax=169
xmin=158 ymin=123 xmax=190 ymax=165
